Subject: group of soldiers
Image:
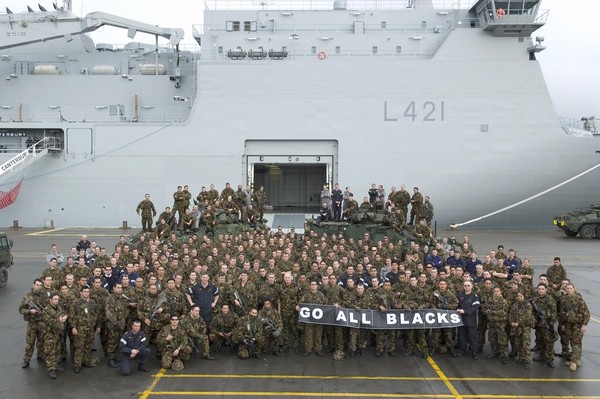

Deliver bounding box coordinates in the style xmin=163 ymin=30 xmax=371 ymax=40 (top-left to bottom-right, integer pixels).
xmin=318 ymin=183 xmax=434 ymax=228
xmin=19 ymin=227 xmax=590 ymax=380
xmin=136 ymin=183 xmax=268 ymax=235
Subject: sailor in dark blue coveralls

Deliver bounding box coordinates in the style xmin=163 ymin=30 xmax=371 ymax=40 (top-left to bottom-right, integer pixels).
xmin=118 ymin=320 xmax=151 ymax=376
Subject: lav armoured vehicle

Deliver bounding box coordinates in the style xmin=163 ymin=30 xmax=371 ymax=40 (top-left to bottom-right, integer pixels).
xmin=553 ymin=204 xmax=600 ymax=239
xmin=305 ymin=210 xmax=433 ymax=249
xmin=0 ymin=233 xmax=14 ymax=288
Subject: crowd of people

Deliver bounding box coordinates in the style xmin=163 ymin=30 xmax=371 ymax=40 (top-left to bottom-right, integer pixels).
xmin=17 ymin=183 xmax=590 ymax=381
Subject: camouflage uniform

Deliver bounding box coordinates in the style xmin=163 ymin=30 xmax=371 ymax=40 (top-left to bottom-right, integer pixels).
xmin=157 ymin=323 xmax=192 ymax=369
xmin=405 ymin=285 xmax=430 ymax=355
xmin=280 ymin=283 xmax=302 ymax=352
xmin=136 ymin=199 xmax=157 ymax=232
xmin=546 ymin=263 xmax=567 ymax=289
xmin=558 ymin=291 xmax=590 ymax=369
xmin=209 ymin=310 xmax=240 ymax=349
xmin=180 ymin=314 xmax=210 ymax=357
xmin=19 ymin=290 xmax=46 ymax=363
xmin=233 ymin=281 xmax=258 ymax=316
xmin=398 ymin=189 xmax=411 ymax=221
xmin=69 ymin=296 xmax=99 ymax=368
xmin=300 ymin=289 xmax=326 ymax=354
xmin=323 ymin=283 xmax=347 ymax=353
xmin=137 ymin=292 xmax=169 ymax=344
xmin=508 ymin=299 xmax=535 ymax=364
xmin=476 ymin=286 xmax=494 ymax=351
xmin=164 ymin=288 xmax=188 ymax=318
xmin=258 ymin=306 xmax=283 ymax=354
xmin=90 ymin=286 xmax=109 ymax=352
xmin=484 ymin=296 xmax=509 ymax=358
xmin=431 ymin=289 xmax=458 ymax=354
xmin=346 ymin=290 xmax=372 ymax=354
xmin=105 ymin=292 xmax=129 ymax=362
xmin=532 ymin=293 xmax=557 ymax=362
xmin=373 ymin=288 xmax=400 ymax=355
xmin=42 ymin=302 xmax=68 ymax=373
xmin=409 ymin=191 xmax=423 ymax=225
xmin=235 ymin=313 xmax=266 ymax=358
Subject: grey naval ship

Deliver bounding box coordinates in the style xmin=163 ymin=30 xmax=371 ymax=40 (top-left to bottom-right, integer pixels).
xmin=0 ymin=0 xmax=598 ymax=230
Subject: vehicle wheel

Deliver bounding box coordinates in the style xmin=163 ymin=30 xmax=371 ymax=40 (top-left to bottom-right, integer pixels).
xmin=579 ymin=224 xmax=595 ymax=239
xmin=596 ymin=225 xmax=600 ymax=239
xmin=563 ymin=230 xmax=578 ymax=237
xmin=0 ymin=267 xmax=7 ymax=288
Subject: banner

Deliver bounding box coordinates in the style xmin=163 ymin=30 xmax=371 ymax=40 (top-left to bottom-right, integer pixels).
xmin=297 ymin=303 xmax=463 ymax=330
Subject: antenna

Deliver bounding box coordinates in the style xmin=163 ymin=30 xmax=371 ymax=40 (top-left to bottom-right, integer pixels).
xmin=252 ymin=0 xmax=274 ymax=10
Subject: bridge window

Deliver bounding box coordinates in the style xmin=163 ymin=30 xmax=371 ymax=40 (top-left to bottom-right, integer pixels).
xmin=226 ymin=21 xmax=241 ymax=32
xmin=372 ymin=46 xmax=378 ymax=54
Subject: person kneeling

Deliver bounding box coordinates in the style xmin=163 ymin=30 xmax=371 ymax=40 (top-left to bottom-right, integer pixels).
xmin=119 ymin=320 xmax=151 ymax=376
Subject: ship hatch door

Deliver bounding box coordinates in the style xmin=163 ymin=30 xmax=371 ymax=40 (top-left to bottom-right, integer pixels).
xmin=253 ymin=163 xmax=326 ymax=212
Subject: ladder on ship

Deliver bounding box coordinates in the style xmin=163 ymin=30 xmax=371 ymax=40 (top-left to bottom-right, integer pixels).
xmin=0 ymin=137 xmax=63 ymax=209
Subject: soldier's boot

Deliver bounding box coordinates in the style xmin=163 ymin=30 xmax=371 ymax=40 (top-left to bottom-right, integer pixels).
xmin=501 ymin=356 xmax=508 ymax=364
xmin=48 ymin=370 xmax=57 ymax=379
xmin=21 ymin=360 xmax=30 ymax=368
xmin=569 ymin=362 xmax=578 ymax=371
xmin=349 ymin=350 xmax=356 ymax=357
xmin=108 ymin=358 xmax=119 ymax=368
xmin=547 ymin=359 xmax=555 ymax=368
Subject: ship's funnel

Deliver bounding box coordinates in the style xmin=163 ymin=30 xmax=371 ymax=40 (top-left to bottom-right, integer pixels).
xmin=333 ymin=0 xmax=347 ymax=10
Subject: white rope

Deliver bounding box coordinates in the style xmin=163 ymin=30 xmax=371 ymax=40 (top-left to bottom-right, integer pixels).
xmin=450 ymin=162 xmax=600 ymax=229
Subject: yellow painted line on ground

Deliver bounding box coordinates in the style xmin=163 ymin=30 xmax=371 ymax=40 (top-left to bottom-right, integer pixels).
xmin=427 ymin=356 xmax=462 ymax=399
xmin=142 ymin=392 xmax=454 ymax=398
xmin=139 ymin=367 xmax=167 ymax=399
xmin=26 ymin=227 xmax=68 ymax=236
xmin=461 ymin=397 xmax=600 ymax=399
xmin=156 ymin=373 xmax=600 ymax=383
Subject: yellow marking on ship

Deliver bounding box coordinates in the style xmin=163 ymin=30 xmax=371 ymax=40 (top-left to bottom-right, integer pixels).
xmin=427 ymin=356 xmax=462 ymax=399
xmin=141 ymin=392 xmax=454 ymax=398
xmin=139 ymin=367 xmax=167 ymax=399
xmin=156 ymin=373 xmax=600 ymax=383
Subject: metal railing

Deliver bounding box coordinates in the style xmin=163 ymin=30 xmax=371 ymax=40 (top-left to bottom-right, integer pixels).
xmin=202 ymin=1 xmax=471 ymax=11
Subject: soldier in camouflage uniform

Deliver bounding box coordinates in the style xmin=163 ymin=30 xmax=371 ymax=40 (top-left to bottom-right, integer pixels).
xmin=476 ymin=278 xmax=495 ymax=353
xmin=508 ymin=291 xmax=535 ymax=368
xmin=483 ymin=286 xmax=509 ymax=364
xmin=431 ymin=280 xmax=458 ymax=355
xmin=157 ymin=316 xmax=192 ymax=369
xmin=374 ymin=280 xmax=400 ymax=357
xmin=404 ymin=276 xmax=430 ymax=358
xmin=136 ymin=193 xmax=157 ymax=232
xmin=323 ymin=274 xmax=347 ymax=355
xmin=233 ymin=271 xmax=257 ymax=316
xmin=297 ymin=280 xmax=326 ymax=356
xmin=105 ymin=283 xmax=129 ymax=368
xmin=69 ymin=287 xmax=100 ymax=372
xmin=546 ymin=257 xmax=567 ymax=291
xmin=398 ymin=184 xmax=411 ymax=221
xmin=164 ymin=278 xmax=188 ymax=318
xmin=258 ymin=299 xmax=284 ymax=356
xmin=532 ymin=283 xmax=557 ymax=367
xmin=180 ymin=305 xmax=214 ymax=360
xmin=19 ymin=279 xmax=46 ymax=368
xmin=280 ymin=272 xmax=302 ymax=353
xmin=255 ymin=186 xmax=267 ymax=221
xmin=43 ymin=293 xmax=68 ymax=379
xmin=235 ymin=308 xmax=266 ymax=359
xmin=409 ymin=187 xmax=423 ymax=225
xmin=346 ymin=283 xmax=372 ymax=357
xmin=342 ymin=194 xmax=359 ymax=222
xmin=138 ymin=284 xmax=169 ymax=344
xmin=209 ymin=304 xmax=240 ymax=351
xmin=558 ymin=283 xmax=590 ymax=371
xmin=89 ymin=277 xmax=109 ymax=355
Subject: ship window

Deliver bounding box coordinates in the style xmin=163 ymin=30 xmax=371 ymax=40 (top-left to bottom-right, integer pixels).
xmin=227 ymin=21 xmax=241 ymax=32
xmin=396 ymin=46 xmax=402 ymax=54
xmin=381 ymin=21 xmax=386 ymax=29
xmin=372 ymin=46 xmax=378 ymax=54
xmin=421 ymin=21 xmax=427 ymax=29
xmin=244 ymin=21 xmax=257 ymax=32
xmin=311 ymin=46 xmax=316 ymax=54
xmin=218 ymin=46 xmax=223 ymax=54
xmin=335 ymin=46 xmax=340 ymax=54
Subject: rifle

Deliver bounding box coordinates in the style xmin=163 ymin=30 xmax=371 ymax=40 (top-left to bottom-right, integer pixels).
xmin=234 ymin=290 xmax=247 ymax=313
xmin=150 ymin=292 xmax=168 ymax=320
xmin=26 ymin=297 xmax=44 ymax=314
xmin=188 ymin=336 xmax=200 ymax=355
xmin=433 ymin=291 xmax=449 ymax=310
xmin=530 ymin=299 xmax=558 ymax=342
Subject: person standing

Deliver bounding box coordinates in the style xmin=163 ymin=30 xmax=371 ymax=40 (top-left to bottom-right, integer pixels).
xmin=331 ymin=183 xmax=343 ymax=222
xmin=42 ymin=293 xmax=68 ymax=379
xmin=296 ymin=280 xmax=326 ymax=357
xmin=136 ymin=194 xmax=157 ymax=232
xmin=19 ymin=279 xmax=46 ymax=368
xmin=69 ymin=286 xmax=100 ymax=373
xmin=509 ymin=291 xmax=535 ymax=369
xmin=105 ymin=283 xmax=129 ymax=368
xmin=454 ymin=280 xmax=480 ymax=359
xmin=422 ymin=196 xmax=434 ymax=227
xmin=484 ymin=286 xmax=509 ymax=364
xmin=409 ymin=187 xmax=423 ymax=225
xmin=119 ymin=320 xmax=151 ymax=375
xmin=559 ymin=283 xmax=590 ymax=371
xmin=187 ymin=273 xmax=220 ymax=328
xmin=532 ymin=283 xmax=557 ymax=368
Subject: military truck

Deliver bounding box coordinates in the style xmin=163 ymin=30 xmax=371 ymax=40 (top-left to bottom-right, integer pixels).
xmin=0 ymin=232 xmax=14 ymax=288
xmin=553 ymin=204 xmax=600 ymax=239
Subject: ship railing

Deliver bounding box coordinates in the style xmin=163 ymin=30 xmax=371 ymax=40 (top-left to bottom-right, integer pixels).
xmin=197 ymin=21 xmax=456 ymax=33
xmin=202 ymin=0 xmax=468 ymax=11
xmin=560 ymin=117 xmax=599 ymax=137
xmin=0 ymin=137 xmax=64 ymax=156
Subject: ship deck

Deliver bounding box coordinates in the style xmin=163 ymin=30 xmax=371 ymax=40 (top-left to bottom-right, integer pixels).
xmin=1 ymin=226 xmax=599 ymax=399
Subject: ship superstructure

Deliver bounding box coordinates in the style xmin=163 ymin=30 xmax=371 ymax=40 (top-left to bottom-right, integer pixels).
xmin=0 ymin=0 xmax=598 ymax=230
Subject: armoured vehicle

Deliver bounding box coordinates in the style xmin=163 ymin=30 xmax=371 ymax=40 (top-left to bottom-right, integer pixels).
xmin=553 ymin=204 xmax=600 ymax=239
xmin=0 ymin=232 xmax=13 ymax=288
xmin=305 ymin=210 xmax=433 ymax=249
